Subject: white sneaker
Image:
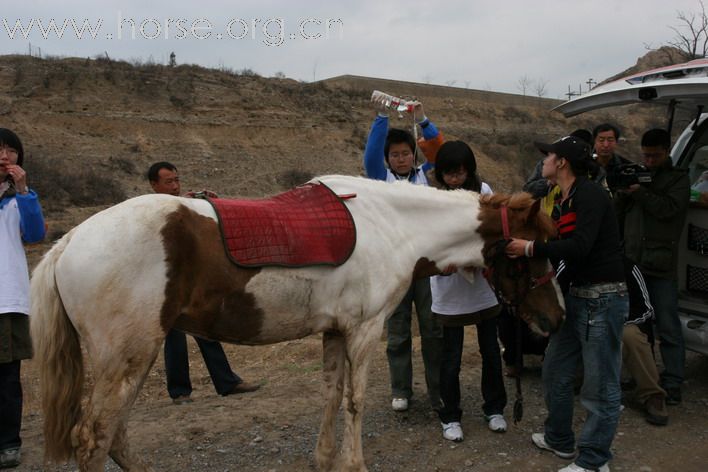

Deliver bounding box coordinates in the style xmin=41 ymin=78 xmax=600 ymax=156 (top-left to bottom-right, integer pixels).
xmin=558 ymin=463 xmax=609 ymax=472
xmin=441 ymin=421 xmax=464 ymax=442
xmin=485 ymin=414 xmax=507 ymax=433
xmin=531 ymin=433 xmax=576 ymax=459
xmin=391 ymin=397 xmax=409 ymax=412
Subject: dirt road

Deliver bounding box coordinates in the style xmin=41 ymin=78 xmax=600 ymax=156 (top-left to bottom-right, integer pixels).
xmin=15 ymin=328 xmax=708 ymax=472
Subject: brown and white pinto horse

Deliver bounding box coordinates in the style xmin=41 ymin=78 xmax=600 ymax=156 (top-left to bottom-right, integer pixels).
xmin=30 ymin=175 xmax=563 ymax=472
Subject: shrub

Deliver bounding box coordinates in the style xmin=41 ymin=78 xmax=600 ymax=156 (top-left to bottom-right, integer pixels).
xmin=277 ymin=169 xmax=315 ymax=188
xmin=23 ymin=153 xmax=127 ymax=211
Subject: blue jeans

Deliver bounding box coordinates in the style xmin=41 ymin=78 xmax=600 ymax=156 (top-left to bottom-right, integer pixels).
xmin=164 ymin=329 xmax=242 ymax=398
xmin=642 ymin=274 xmax=684 ymax=390
xmin=542 ymin=290 xmax=627 ymax=469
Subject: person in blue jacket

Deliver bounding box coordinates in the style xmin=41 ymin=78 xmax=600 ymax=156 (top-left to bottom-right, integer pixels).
xmin=0 ymin=128 xmax=45 ymax=469
xmin=363 ymin=97 xmax=444 ymax=411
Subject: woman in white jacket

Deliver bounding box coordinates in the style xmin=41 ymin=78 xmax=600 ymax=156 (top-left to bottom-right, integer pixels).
xmin=430 ymin=141 xmax=507 ymax=442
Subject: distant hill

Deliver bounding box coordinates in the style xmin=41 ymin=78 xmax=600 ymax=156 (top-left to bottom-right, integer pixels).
xmin=600 ymin=46 xmax=686 ymax=85
xmin=0 ymin=54 xmax=666 ymax=236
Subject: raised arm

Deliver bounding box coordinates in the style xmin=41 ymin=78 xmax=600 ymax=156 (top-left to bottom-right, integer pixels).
xmin=363 ymin=114 xmax=390 ymax=180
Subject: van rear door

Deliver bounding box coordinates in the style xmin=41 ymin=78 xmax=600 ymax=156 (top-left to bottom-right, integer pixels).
xmin=554 ymin=59 xmax=708 ymax=117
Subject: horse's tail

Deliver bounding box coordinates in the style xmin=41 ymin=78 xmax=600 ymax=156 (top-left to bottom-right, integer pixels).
xmin=30 ymin=231 xmax=83 ymax=463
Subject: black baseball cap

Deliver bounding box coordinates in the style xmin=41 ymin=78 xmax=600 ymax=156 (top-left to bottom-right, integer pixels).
xmin=534 ymin=135 xmax=591 ymax=163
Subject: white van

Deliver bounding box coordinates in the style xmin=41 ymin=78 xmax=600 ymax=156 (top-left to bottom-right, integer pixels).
xmin=555 ymin=58 xmax=708 ymax=355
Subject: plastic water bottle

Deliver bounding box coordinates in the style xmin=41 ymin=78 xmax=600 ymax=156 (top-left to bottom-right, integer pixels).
xmin=371 ymin=90 xmax=417 ymax=113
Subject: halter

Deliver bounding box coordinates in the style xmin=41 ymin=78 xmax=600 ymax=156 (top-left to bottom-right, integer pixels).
xmin=484 ymin=205 xmax=555 ymax=304
xmin=483 ymin=204 xmax=556 ymax=424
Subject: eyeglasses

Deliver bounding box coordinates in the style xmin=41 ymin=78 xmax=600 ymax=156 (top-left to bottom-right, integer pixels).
xmin=443 ymin=169 xmax=468 ymax=179
xmin=0 ymin=146 xmax=18 ymax=156
xmin=388 ymin=151 xmax=413 ymax=159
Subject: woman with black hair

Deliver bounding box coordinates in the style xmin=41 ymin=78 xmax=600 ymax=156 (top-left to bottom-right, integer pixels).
xmin=0 ymin=128 xmax=45 ymax=469
xmin=430 ymin=141 xmax=507 ymax=442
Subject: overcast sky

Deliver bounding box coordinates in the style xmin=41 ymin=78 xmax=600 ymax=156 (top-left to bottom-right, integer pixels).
xmin=0 ymin=0 xmax=702 ymax=99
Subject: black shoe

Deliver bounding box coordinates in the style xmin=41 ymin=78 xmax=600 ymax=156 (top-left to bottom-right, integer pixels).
xmin=172 ymin=394 xmax=193 ymax=405
xmin=644 ymin=394 xmax=669 ymax=426
xmin=665 ymin=387 xmax=682 ymax=406
xmin=223 ymin=381 xmax=261 ymax=396
xmin=0 ymin=448 xmax=20 ymax=469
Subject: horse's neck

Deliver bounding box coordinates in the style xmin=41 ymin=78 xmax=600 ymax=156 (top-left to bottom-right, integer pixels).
xmin=317 ymin=176 xmax=487 ymax=270
xmin=378 ymin=184 xmax=486 ymax=269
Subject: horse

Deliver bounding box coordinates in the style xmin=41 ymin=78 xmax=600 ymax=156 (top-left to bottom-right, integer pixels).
xmin=30 ymin=175 xmax=563 ymax=472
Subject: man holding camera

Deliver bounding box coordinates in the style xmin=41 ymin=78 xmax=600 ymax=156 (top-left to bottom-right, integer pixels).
xmin=615 ymin=129 xmax=690 ymax=407
xmin=591 ymin=123 xmax=633 ymax=192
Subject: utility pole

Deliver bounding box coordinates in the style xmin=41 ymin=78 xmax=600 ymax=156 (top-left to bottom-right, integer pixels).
xmin=565 ymin=85 xmax=580 ymax=101
xmin=586 ymin=78 xmax=597 ymax=90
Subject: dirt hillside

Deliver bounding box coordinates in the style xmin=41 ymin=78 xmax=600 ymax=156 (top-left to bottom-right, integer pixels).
xmin=0 ymin=54 xmax=673 ymax=236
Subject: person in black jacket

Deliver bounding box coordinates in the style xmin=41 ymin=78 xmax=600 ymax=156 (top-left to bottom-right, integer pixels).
xmin=615 ymin=129 xmax=690 ymax=406
xmin=507 ymin=136 xmax=627 ymax=472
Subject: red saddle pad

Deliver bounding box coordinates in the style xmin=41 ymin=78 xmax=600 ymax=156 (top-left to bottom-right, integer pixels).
xmin=207 ymin=182 xmax=356 ymax=267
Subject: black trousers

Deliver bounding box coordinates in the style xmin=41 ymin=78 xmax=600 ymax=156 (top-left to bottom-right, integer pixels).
xmin=0 ymin=360 xmax=22 ymax=450
xmin=164 ymin=329 xmax=242 ymax=398
xmin=438 ymin=317 xmax=507 ymax=423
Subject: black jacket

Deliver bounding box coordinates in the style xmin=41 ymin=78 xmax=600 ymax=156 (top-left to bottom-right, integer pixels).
xmin=615 ymin=159 xmax=690 ymax=279
xmin=534 ymin=177 xmax=625 ymax=286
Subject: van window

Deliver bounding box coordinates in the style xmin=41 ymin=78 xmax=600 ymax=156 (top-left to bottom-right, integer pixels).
xmin=689 ymin=146 xmax=708 ymax=189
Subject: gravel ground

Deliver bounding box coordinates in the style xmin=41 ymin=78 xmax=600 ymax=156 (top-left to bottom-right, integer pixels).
xmin=14 ymin=330 xmax=708 ymax=472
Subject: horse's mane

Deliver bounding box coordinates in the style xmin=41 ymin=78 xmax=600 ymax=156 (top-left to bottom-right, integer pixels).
xmin=316 ymin=176 xmax=557 ymax=240
xmin=477 ymin=192 xmax=557 ymax=241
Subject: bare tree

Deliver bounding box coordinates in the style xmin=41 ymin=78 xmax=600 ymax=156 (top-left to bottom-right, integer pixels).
xmin=517 ymin=75 xmax=532 ymax=96
xmin=422 ymin=74 xmax=432 ymax=84
xmin=668 ymin=0 xmax=708 ymax=60
xmin=445 ymin=79 xmax=457 ymax=87
xmin=534 ymin=78 xmax=549 ymax=97
xmin=464 ymin=80 xmax=472 ymax=89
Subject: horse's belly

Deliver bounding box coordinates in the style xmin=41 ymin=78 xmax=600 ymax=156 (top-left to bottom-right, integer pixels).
xmin=174 ymin=310 xmax=320 ymax=345
xmin=173 ymin=269 xmax=336 ymax=345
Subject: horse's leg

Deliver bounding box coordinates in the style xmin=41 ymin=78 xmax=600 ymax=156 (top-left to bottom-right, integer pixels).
xmin=339 ymin=320 xmax=383 ymax=472
xmin=74 ymin=342 xmax=161 ymax=472
xmin=315 ymin=331 xmax=347 ymax=471
xmin=108 ymin=420 xmax=155 ymax=472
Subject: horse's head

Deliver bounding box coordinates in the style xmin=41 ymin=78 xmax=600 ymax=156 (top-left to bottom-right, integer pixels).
xmin=477 ymin=192 xmax=564 ymax=336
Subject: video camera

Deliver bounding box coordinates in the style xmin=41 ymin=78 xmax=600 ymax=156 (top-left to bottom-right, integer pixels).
xmin=606 ymin=162 xmax=652 ymax=191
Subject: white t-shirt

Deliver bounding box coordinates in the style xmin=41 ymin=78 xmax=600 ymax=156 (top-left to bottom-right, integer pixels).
xmin=0 ymin=198 xmax=31 ymax=315
xmin=431 ymin=182 xmax=498 ymax=316
xmin=385 ymin=167 xmax=428 ymax=185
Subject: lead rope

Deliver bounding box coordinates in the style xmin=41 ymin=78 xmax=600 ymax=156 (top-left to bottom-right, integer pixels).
xmin=500 ymin=205 xmax=524 ymax=424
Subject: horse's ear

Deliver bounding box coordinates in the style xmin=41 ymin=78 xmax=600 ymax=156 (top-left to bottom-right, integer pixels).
xmin=527 ymin=198 xmax=541 ymax=222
